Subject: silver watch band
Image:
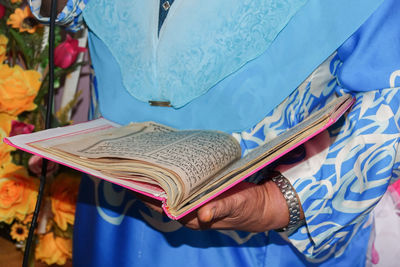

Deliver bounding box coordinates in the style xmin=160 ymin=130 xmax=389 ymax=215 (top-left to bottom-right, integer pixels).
xmin=271 ymin=173 xmax=305 ymax=232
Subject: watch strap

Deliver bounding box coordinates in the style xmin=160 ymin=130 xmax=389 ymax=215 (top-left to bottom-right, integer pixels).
xmin=271 ymin=173 xmax=305 ymax=232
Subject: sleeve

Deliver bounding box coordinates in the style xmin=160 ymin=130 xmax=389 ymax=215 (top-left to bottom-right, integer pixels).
xmin=29 ymin=0 xmax=88 ymax=32
xmin=235 ymin=0 xmax=400 ymax=259
xmin=278 ymin=87 xmax=400 ymax=260
xmin=233 ymin=50 xmax=400 ymax=260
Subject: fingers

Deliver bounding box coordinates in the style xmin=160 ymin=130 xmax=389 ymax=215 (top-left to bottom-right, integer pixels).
xmin=132 ymin=181 xmax=283 ymax=232
xmin=197 ymin=196 xmax=236 ymax=224
xmin=197 ymin=205 xmax=216 ymax=223
xmin=133 ymin=192 xmax=164 ymax=214
xmin=179 ymin=196 xmax=235 ymax=230
xmin=184 ymin=182 xmax=257 ymax=230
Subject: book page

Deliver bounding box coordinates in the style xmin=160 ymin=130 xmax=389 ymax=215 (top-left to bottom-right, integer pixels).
xmin=32 ymin=122 xmax=242 ymax=202
xmin=173 ymin=94 xmax=354 ymax=215
xmin=6 ymin=95 xmax=353 ymax=219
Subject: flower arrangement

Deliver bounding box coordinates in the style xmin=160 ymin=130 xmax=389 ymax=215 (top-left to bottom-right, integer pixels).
xmin=0 ymin=0 xmax=86 ymax=265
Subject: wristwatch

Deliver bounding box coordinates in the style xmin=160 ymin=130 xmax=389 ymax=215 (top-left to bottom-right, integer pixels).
xmin=271 ymin=173 xmax=305 ymax=233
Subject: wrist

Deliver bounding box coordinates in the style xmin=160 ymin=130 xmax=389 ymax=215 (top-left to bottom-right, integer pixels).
xmin=265 ymin=172 xmax=305 ymax=232
xmin=262 ymin=180 xmax=290 ymax=230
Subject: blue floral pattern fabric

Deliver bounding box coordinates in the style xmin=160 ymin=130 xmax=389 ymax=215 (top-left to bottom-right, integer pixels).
xmin=236 ymin=0 xmax=400 ymax=259
xmin=29 ymin=0 xmax=88 ymax=31
xmin=236 ymin=52 xmax=400 ymax=259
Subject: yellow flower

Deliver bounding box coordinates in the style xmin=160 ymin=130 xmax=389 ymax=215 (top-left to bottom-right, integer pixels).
xmin=0 ymin=113 xmax=13 ymax=134
xmin=0 ymin=165 xmax=38 ymax=223
xmin=10 ymin=222 xmax=29 ymax=242
xmin=51 ymin=172 xmax=80 ymax=231
xmin=0 ymin=113 xmax=16 ymax=175
xmin=0 ymin=35 xmax=8 ymax=64
xmin=0 ymin=64 xmax=41 ymax=116
xmin=35 ymin=232 xmax=72 ymax=265
xmin=22 ymin=212 xmax=33 ymax=225
xmin=7 ymin=6 xmax=40 ymax=34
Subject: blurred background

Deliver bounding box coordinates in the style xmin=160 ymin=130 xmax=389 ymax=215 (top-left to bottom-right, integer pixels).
xmin=0 ymin=0 xmax=90 ymax=265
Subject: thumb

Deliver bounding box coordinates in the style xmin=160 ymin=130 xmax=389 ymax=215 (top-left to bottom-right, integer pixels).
xmin=198 ymin=199 xmax=231 ymax=223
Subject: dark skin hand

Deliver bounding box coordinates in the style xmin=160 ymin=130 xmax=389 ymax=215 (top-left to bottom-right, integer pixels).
xmin=139 ymin=180 xmax=304 ymax=232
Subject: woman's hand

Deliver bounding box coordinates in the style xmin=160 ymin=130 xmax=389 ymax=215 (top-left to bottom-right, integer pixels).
xmin=138 ymin=180 xmax=300 ymax=232
xmin=180 ymin=180 xmax=291 ymax=232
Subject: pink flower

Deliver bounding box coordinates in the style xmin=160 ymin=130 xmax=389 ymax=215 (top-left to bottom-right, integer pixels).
xmin=389 ymin=179 xmax=400 ymax=209
xmin=391 ymin=179 xmax=400 ymax=194
xmin=9 ymin=120 xmax=35 ymax=137
xmin=0 ymin=5 xmax=5 ymax=20
xmin=371 ymin=243 xmax=380 ymax=264
xmin=28 ymin=155 xmax=59 ymax=177
xmin=54 ymin=35 xmax=86 ymax=69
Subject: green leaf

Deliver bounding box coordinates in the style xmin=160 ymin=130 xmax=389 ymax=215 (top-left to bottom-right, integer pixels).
xmin=8 ymin=28 xmax=34 ymax=68
xmin=56 ymin=90 xmax=83 ymax=125
xmin=0 ymin=0 xmax=12 ymax=9
xmin=52 ymin=222 xmax=74 ymax=239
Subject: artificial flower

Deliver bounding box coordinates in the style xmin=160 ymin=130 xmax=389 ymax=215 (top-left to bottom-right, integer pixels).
xmin=22 ymin=212 xmax=33 ymax=225
xmin=51 ymin=172 xmax=80 ymax=231
xmin=10 ymin=222 xmax=29 ymax=242
xmin=0 ymin=113 xmax=16 ymax=174
xmin=389 ymin=179 xmax=400 ymax=209
xmin=0 ymin=142 xmax=13 ymax=176
xmin=0 ymin=141 xmax=13 ymax=173
xmin=7 ymin=6 xmax=40 ymax=34
xmin=0 ymin=34 xmax=8 ymax=64
xmin=0 ymin=165 xmax=39 ymax=223
xmin=54 ymin=34 xmax=86 ymax=69
xmin=35 ymin=232 xmax=72 ymax=265
xmin=28 ymin=155 xmax=59 ymax=177
xmin=0 ymin=4 xmax=5 ymax=20
xmin=9 ymin=120 xmax=35 ymax=137
xmin=0 ymin=0 xmax=87 ymax=260
xmin=0 ymin=113 xmax=14 ymax=137
xmin=0 ymin=64 xmax=41 ymax=116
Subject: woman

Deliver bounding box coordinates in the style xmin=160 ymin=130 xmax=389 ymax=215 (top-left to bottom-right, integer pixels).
xmin=30 ymin=0 xmax=400 ymax=266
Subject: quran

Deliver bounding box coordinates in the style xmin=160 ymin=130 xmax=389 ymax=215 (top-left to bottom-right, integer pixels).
xmin=4 ymin=95 xmax=354 ymax=219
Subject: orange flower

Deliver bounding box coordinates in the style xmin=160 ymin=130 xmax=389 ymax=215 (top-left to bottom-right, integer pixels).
xmin=22 ymin=212 xmax=33 ymax=225
xmin=10 ymin=222 xmax=29 ymax=242
xmin=0 ymin=113 xmax=16 ymax=174
xmin=35 ymin=232 xmax=72 ymax=265
xmin=0 ymin=113 xmax=13 ymax=134
xmin=51 ymin=172 xmax=80 ymax=231
xmin=7 ymin=6 xmax=40 ymax=34
xmin=0 ymin=34 xmax=7 ymax=64
xmin=11 ymin=0 xmax=22 ymax=3
xmin=0 ymin=64 xmax=41 ymax=116
xmin=0 ymin=165 xmax=38 ymax=223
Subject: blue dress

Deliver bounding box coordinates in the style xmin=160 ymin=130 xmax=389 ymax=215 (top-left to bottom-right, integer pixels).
xmin=30 ymin=0 xmax=400 ymax=266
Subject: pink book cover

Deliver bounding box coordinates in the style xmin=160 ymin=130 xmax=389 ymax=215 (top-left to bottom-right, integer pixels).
xmin=4 ymin=96 xmax=355 ymax=220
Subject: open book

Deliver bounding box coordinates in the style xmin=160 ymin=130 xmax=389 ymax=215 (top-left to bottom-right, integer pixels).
xmin=4 ymin=95 xmax=354 ymax=219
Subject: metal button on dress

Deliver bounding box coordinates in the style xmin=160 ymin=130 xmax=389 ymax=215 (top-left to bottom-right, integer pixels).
xmin=162 ymin=1 xmax=171 ymax=11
